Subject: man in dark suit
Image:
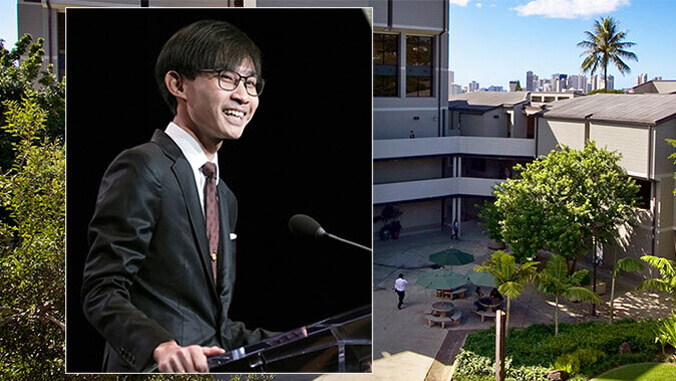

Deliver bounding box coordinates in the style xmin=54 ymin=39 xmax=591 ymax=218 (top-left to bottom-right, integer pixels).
xmin=82 ymin=20 xmax=270 ymax=373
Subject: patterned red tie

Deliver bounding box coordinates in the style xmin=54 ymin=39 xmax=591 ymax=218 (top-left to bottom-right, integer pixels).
xmin=202 ymin=162 xmax=219 ymax=284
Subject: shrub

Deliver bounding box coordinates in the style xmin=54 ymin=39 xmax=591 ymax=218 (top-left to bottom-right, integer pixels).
xmin=454 ymin=319 xmax=661 ymax=380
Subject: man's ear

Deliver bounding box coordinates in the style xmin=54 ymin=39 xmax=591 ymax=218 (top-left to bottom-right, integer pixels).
xmin=165 ymin=71 xmax=187 ymax=101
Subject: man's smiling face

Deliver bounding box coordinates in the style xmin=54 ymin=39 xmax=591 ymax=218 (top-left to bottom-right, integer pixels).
xmin=182 ymin=59 xmax=259 ymax=142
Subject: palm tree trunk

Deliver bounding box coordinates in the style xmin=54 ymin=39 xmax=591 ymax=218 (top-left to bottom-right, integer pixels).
xmin=603 ymin=65 xmax=608 ymax=93
xmin=609 ymin=275 xmax=616 ymax=323
xmin=506 ymin=297 xmax=511 ymax=337
xmin=555 ymin=295 xmax=559 ymax=335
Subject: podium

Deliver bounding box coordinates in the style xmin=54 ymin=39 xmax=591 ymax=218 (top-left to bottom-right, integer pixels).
xmin=208 ymin=305 xmax=371 ymax=373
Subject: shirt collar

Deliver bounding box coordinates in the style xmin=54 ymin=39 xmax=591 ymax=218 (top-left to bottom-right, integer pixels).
xmin=165 ymin=122 xmax=219 ymax=180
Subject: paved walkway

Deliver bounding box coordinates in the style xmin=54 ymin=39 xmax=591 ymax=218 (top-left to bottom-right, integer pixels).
xmin=274 ymin=223 xmax=673 ymax=381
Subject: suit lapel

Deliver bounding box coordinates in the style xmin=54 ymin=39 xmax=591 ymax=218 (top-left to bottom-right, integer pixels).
xmin=151 ymin=130 xmax=219 ymax=298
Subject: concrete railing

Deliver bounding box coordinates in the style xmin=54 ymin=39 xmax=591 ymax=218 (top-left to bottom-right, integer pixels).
xmin=373 ymin=177 xmax=501 ymax=204
xmin=374 ymin=136 xmax=536 ymax=160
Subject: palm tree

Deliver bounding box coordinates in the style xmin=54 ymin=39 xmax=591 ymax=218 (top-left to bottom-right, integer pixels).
xmin=474 ymin=250 xmax=539 ymax=336
xmin=637 ymin=255 xmax=676 ymax=309
xmin=538 ymin=255 xmax=602 ymax=335
xmin=578 ymin=17 xmax=637 ymax=93
xmin=609 ymin=257 xmax=643 ymax=322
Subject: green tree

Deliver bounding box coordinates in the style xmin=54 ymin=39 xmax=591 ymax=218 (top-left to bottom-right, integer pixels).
xmin=0 ymin=35 xmax=64 ymax=171
xmin=474 ymin=250 xmax=539 ymax=336
xmin=537 ymin=255 xmax=602 ymax=335
xmin=578 ymin=17 xmax=637 ymax=93
xmin=637 ymin=255 xmax=676 ymax=309
xmin=609 ymin=257 xmax=643 ymax=322
xmin=0 ymin=98 xmax=64 ymax=378
xmin=477 ymin=199 xmax=504 ymax=246
xmin=490 ymin=141 xmax=639 ymax=270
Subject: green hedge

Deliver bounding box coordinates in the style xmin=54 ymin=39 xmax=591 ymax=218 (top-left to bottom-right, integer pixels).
xmin=453 ymin=319 xmax=663 ymax=381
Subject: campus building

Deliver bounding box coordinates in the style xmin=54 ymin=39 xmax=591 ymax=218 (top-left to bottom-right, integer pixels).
xmin=536 ymin=94 xmax=676 ymax=260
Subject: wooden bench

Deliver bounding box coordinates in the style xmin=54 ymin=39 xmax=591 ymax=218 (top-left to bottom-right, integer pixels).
xmin=474 ymin=310 xmax=496 ymax=322
xmin=425 ymin=315 xmax=453 ymax=328
xmin=426 ymin=311 xmax=462 ymax=328
xmin=444 ymin=287 xmax=468 ymax=300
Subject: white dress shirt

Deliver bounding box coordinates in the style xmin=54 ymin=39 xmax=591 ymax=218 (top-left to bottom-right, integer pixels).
xmin=395 ymin=278 xmax=408 ymax=292
xmin=164 ymin=122 xmax=218 ymax=215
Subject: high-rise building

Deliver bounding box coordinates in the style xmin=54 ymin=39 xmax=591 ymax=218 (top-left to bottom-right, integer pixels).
xmin=552 ymin=73 xmax=568 ymax=92
xmin=509 ymin=81 xmax=520 ymax=92
xmin=526 ymin=71 xmax=534 ymax=91
xmin=469 ymin=80 xmax=480 ymax=92
xmin=567 ymin=74 xmax=587 ymax=93
xmin=637 ymin=73 xmax=648 ymax=86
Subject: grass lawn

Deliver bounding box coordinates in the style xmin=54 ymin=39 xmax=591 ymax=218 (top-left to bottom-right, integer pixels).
xmin=591 ymin=362 xmax=676 ymax=380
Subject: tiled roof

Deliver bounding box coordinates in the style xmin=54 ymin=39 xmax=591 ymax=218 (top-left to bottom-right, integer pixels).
xmin=541 ymin=94 xmax=676 ymax=125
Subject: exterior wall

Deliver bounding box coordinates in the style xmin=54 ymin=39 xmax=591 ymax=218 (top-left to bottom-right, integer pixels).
xmin=537 ymin=118 xmax=585 ymax=156
xmin=373 ymin=200 xmax=442 ymax=237
xmin=457 ymin=109 xmax=508 ymax=138
xmin=391 ymin=0 xmax=445 ymax=31
xmin=373 ymin=157 xmax=441 ymax=184
xmin=374 ymin=108 xmax=442 ymax=139
xmin=590 ymin=121 xmax=650 ymax=178
xmin=512 ymin=103 xmax=528 ymax=138
xmin=18 ymin=1 xmax=58 ymax=72
xmin=654 ymin=118 xmax=676 ymax=177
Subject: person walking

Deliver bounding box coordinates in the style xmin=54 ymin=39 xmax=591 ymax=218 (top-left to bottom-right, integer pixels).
xmin=394 ymin=273 xmax=408 ymax=310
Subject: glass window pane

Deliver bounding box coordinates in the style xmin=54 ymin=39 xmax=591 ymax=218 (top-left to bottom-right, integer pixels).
xmin=374 ymin=34 xmax=399 ymax=97
xmin=406 ymin=36 xmax=433 ymax=97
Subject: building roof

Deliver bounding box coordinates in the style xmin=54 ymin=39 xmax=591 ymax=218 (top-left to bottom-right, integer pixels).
xmin=632 ymin=80 xmax=676 ymax=94
xmin=541 ymin=94 xmax=676 ymax=125
xmin=449 ymin=91 xmax=529 ymax=112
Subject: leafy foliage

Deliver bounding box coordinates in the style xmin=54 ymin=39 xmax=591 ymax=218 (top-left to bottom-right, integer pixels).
xmin=0 ymin=98 xmax=64 ymax=377
xmin=475 ymin=250 xmax=538 ymax=335
xmin=454 ymin=319 xmax=661 ymax=381
xmin=0 ymin=35 xmax=65 ymax=379
xmin=0 ymin=35 xmax=65 ymax=171
xmin=537 ymin=255 xmax=602 ymax=335
xmin=653 ymin=311 xmax=676 ymax=356
xmin=578 ymin=17 xmax=637 ymax=93
xmin=477 ymin=200 xmax=503 ymax=243
xmin=610 ymin=257 xmax=644 ymax=322
xmin=489 ymin=141 xmax=639 ymax=268
xmin=637 ymin=255 xmax=676 ymax=308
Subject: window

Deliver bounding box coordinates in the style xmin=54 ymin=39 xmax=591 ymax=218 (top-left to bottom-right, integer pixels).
xmin=406 ymin=36 xmax=433 ymax=97
xmin=373 ymin=34 xmax=398 ymax=97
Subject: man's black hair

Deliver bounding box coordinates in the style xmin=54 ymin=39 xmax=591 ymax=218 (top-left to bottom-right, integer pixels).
xmin=155 ymin=19 xmax=262 ymax=115
xmin=398 ymin=273 xmax=404 ymax=278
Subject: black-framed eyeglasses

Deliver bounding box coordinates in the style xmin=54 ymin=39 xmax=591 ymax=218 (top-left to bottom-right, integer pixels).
xmin=199 ymin=68 xmax=265 ymax=97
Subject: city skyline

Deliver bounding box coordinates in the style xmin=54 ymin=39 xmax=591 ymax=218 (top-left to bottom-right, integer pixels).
xmin=450 ymin=0 xmax=676 ymax=91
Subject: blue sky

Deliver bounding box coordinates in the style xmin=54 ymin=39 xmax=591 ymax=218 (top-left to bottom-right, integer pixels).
xmin=1 ymin=1 xmax=674 ymax=91
xmin=450 ymin=0 xmax=676 ymax=90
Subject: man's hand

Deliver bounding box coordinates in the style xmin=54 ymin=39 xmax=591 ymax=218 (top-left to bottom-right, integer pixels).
xmin=153 ymin=340 xmax=225 ymax=373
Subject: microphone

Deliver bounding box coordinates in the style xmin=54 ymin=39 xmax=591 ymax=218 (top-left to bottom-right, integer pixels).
xmin=288 ymin=214 xmax=372 ymax=253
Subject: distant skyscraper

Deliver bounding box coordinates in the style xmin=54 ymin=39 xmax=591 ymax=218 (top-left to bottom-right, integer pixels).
xmin=487 ymin=85 xmax=504 ymax=92
xmin=509 ymin=80 xmax=520 ymax=92
xmin=637 ymin=73 xmax=648 ymax=86
xmin=552 ymin=73 xmax=568 ymax=92
xmin=567 ymin=74 xmax=587 ymax=93
xmin=526 ymin=71 xmax=534 ymax=91
xmin=449 ymin=70 xmax=455 ymax=84
xmin=469 ymin=80 xmax=480 ymax=92
xmin=592 ymin=74 xmax=614 ymax=91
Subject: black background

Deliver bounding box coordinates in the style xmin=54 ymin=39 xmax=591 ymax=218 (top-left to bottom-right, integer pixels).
xmin=66 ymin=8 xmax=372 ymax=372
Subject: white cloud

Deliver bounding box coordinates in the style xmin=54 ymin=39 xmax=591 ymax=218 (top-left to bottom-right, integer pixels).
xmin=476 ymin=3 xmax=483 ymax=8
xmin=513 ymin=0 xmax=630 ymax=19
xmin=450 ymin=0 xmax=472 ymax=6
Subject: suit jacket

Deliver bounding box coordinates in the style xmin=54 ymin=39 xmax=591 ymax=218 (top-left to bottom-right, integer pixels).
xmin=82 ymin=130 xmax=267 ymax=372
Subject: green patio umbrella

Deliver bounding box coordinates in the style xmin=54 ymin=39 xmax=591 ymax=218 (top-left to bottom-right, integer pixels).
xmin=429 ymin=248 xmax=474 ymax=267
xmin=466 ymin=268 xmax=497 ymax=288
xmin=416 ymin=268 xmax=469 ymax=305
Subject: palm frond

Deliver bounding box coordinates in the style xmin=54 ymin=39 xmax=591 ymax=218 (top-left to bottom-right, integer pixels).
xmin=563 ymin=286 xmax=602 ymax=304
